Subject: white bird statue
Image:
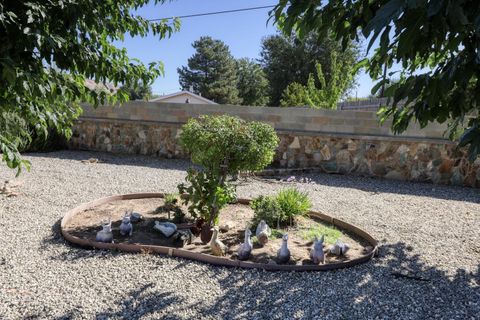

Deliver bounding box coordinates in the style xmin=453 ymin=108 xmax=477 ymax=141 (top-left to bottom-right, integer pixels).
xmin=210 ymin=226 xmax=227 ymax=256
xmin=276 ymin=233 xmax=290 ymax=264
xmin=96 ymin=219 xmax=113 ymax=243
xmin=329 ymin=240 xmax=350 ymax=256
xmin=255 ymin=220 xmax=271 ymax=246
xmin=310 ymin=235 xmax=325 ymax=264
xmin=237 ymin=228 xmax=253 ymax=261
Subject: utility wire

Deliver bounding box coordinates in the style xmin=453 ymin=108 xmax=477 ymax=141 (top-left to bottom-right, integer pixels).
xmin=147 ymin=5 xmax=276 ymax=21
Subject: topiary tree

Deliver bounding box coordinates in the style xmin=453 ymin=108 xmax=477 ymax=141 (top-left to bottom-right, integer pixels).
xmin=178 ymin=115 xmax=279 ymax=233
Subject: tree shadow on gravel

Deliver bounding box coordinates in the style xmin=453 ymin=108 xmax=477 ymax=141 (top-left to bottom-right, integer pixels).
xmin=26 ymin=150 xmax=191 ymax=171
xmin=256 ymin=172 xmax=480 ymax=204
xmin=54 ymin=283 xmax=185 ymax=320
xmin=185 ymin=242 xmax=479 ymax=319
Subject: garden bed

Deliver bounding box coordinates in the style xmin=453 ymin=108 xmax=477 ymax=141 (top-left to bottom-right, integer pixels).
xmin=62 ymin=193 xmax=377 ymax=271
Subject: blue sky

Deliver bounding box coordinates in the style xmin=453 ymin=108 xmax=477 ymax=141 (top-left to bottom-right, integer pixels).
xmin=119 ymin=0 xmax=375 ymax=98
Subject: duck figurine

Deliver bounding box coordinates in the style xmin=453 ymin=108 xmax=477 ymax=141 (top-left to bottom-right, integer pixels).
xmin=329 ymin=240 xmax=350 ymax=256
xmin=276 ymin=233 xmax=290 ymax=264
xmin=310 ymin=235 xmax=325 ymax=264
xmin=237 ymin=228 xmax=253 ymax=261
xmin=255 ymin=220 xmax=271 ymax=246
xmin=210 ymin=226 xmax=227 ymax=256
xmin=96 ymin=219 xmax=113 ymax=243
xmin=119 ymin=212 xmax=133 ymax=236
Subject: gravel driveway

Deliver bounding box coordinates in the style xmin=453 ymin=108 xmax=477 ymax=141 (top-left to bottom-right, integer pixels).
xmin=0 ymin=151 xmax=479 ymax=320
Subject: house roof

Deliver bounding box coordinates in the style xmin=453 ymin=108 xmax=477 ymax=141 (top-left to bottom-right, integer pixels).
xmin=150 ymin=91 xmax=217 ymax=104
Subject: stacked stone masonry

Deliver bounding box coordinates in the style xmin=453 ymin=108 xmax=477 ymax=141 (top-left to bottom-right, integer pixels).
xmin=69 ymin=103 xmax=480 ymax=187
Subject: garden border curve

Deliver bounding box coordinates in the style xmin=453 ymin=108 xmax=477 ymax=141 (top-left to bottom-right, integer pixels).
xmin=61 ymin=193 xmax=378 ymax=271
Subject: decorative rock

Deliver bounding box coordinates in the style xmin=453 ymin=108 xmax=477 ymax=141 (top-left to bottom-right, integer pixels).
xmin=172 ymin=229 xmax=194 ymax=247
xmin=329 ymin=240 xmax=350 ymax=256
xmin=130 ymin=212 xmax=143 ymax=223
xmin=310 ymin=235 xmax=325 ymax=264
xmin=219 ymin=224 xmax=230 ymax=233
xmin=289 ymin=137 xmax=301 ymax=149
xmin=154 ymin=221 xmax=177 ymax=238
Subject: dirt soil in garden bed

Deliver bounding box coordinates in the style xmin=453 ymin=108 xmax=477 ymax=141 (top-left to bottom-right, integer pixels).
xmin=64 ymin=198 xmax=371 ymax=265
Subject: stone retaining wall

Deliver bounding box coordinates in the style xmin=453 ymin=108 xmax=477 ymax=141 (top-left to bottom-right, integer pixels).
xmin=69 ymin=102 xmax=480 ymax=187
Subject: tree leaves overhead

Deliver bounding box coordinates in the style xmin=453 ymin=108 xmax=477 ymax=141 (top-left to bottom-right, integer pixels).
xmin=271 ymin=0 xmax=480 ymax=159
xmin=177 ymin=36 xmax=240 ymax=105
xmin=0 ymin=0 xmax=179 ymax=174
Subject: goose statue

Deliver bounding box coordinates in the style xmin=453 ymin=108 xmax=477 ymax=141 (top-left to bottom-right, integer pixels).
xmin=310 ymin=235 xmax=325 ymax=264
xmin=210 ymin=226 xmax=227 ymax=256
xmin=329 ymin=240 xmax=350 ymax=256
xmin=119 ymin=212 xmax=133 ymax=236
xmin=237 ymin=228 xmax=253 ymax=261
xmin=255 ymin=220 xmax=271 ymax=246
xmin=276 ymin=233 xmax=290 ymax=264
xmin=96 ymin=219 xmax=113 ymax=243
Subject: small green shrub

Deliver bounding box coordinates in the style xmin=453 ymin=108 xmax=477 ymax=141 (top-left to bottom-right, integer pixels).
xmin=276 ymin=188 xmax=312 ymax=225
xmin=164 ymin=193 xmax=178 ymax=207
xmin=251 ymin=187 xmax=312 ymax=227
xmin=250 ymin=195 xmax=283 ymax=227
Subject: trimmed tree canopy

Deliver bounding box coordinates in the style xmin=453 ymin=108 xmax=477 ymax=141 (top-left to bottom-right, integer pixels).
xmin=272 ymin=0 xmax=480 ymax=159
xmin=0 ymin=1 xmax=179 ymax=174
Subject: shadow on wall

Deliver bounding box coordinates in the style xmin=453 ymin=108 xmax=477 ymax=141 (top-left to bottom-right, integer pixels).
xmin=51 ymin=242 xmax=479 ymax=319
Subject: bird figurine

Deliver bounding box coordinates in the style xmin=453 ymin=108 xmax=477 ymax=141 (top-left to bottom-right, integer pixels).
xmin=276 ymin=233 xmax=291 ymax=264
xmin=310 ymin=235 xmax=325 ymax=264
xmin=255 ymin=220 xmax=271 ymax=246
xmin=96 ymin=219 xmax=113 ymax=243
xmin=153 ymin=221 xmax=177 ymax=238
xmin=119 ymin=212 xmax=133 ymax=236
xmin=237 ymin=228 xmax=253 ymax=261
xmin=329 ymin=240 xmax=350 ymax=256
xmin=210 ymin=226 xmax=227 ymax=256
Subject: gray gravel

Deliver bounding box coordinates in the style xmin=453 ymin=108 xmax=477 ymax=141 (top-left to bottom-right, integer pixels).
xmin=0 ymin=150 xmax=479 ymax=320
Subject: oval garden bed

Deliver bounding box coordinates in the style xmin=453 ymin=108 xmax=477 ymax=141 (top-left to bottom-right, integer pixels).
xmin=61 ymin=193 xmax=378 ymax=271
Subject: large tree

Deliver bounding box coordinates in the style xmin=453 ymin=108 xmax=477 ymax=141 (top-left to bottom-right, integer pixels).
xmin=272 ymin=0 xmax=480 ymax=159
xmin=236 ymin=58 xmax=270 ymax=106
xmin=260 ymin=32 xmax=359 ymax=106
xmin=120 ymin=81 xmax=153 ymax=101
xmin=0 ymin=0 xmax=179 ymax=174
xmin=178 ymin=36 xmax=240 ymax=105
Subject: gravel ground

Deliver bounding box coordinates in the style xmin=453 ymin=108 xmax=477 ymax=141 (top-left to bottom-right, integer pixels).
xmin=0 ymin=150 xmax=479 ymax=320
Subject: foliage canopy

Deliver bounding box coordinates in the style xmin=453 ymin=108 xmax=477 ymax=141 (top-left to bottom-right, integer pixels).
xmin=179 ymin=115 xmax=279 ymax=226
xmin=272 ymin=0 xmax=480 ymax=159
xmin=260 ymin=32 xmax=359 ymax=106
xmin=236 ymin=58 xmax=270 ymax=106
xmin=0 ymin=0 xmax=179 ymax=174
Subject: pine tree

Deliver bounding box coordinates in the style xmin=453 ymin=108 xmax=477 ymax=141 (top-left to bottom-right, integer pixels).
xmin=178 ymin=37 xmax=240 ymax=105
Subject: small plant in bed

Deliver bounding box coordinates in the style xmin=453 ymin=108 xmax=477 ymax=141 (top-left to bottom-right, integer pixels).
xmin=251 ymin=187 xmax=312 ymax=228
xmin=301 ymin=223 xmax=342 ymax=244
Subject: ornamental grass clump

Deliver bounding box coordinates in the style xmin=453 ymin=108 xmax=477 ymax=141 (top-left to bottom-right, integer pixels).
xmin=178 ymin=115 xmax=279 ymax=230
xmin=251 ymin=187 xmax=312 ymax=227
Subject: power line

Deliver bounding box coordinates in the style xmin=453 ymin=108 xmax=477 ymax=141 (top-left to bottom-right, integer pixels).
xmin=147 ymin=5 xmax=276 ymax=21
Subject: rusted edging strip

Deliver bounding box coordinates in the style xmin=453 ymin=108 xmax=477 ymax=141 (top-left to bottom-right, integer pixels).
xmin=61 ymin=193 xmax=378 ymax=271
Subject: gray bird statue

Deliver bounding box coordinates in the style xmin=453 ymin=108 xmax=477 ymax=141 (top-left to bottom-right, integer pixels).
xmin=96 ymin=219 xmax=113 ymax=243
xmin=119 ymin=212 xmax=133 ymax=237
xmin=237 ymin=228 xmax=253 ymax=261
xmin=310 ymin=235 xmax=325 ymax=264
xmin=276 ymin=233 xmax=291 ymax=264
